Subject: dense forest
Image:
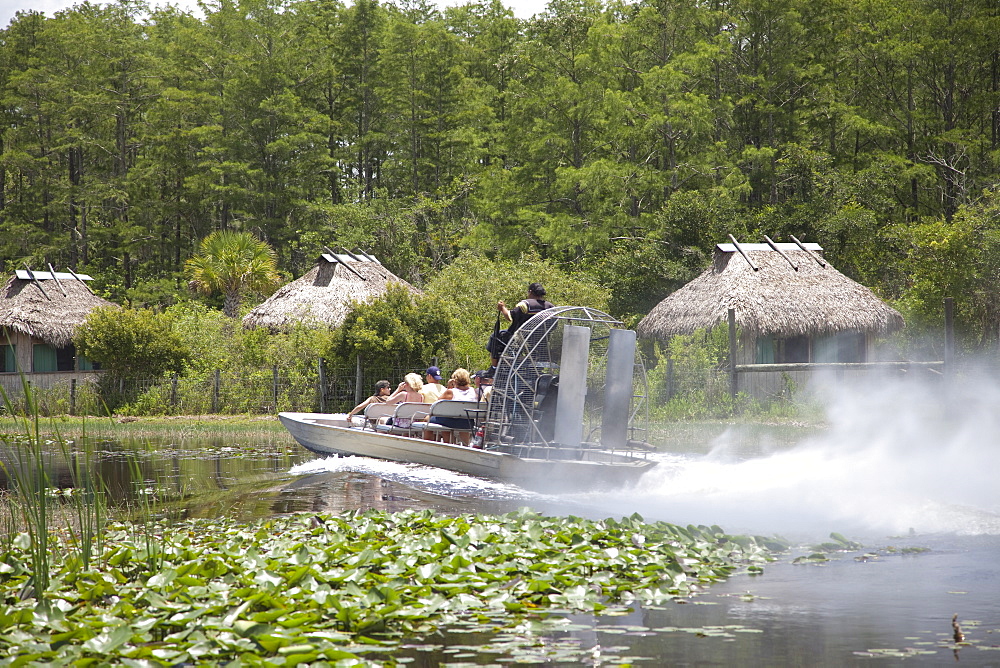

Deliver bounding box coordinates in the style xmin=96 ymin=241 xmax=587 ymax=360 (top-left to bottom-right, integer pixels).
xmin=2 ymin=0 xmax=999 ymax=346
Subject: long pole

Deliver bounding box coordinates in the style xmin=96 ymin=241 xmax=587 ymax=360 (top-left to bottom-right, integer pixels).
xmin=728 ymin=308 xmax=738 ymax=411
xmin=944 ymin=297 xmax=954 ymax=373
xmin=355 ymin=354 xmax=363 ymax=405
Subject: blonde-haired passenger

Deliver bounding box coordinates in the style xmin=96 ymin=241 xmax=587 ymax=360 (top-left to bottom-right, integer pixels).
xmin=423 ymin=368 xmax=477 ymax=445
xmin=386 ymin=373 xmax=426 ymax=404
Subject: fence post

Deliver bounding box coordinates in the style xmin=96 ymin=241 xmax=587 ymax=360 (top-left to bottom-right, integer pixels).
xmin=171 ymin=374 xmax=178 ymax=412
xmin=272 ymin=364 xmax=279 ymax=410
xmin=318 ymin=357 xmax=327 ymax=413
xmin=666 ymin=358 xmax=674 ymax=400
xmin=355 ymin=355 xmax=363 ymax=405
xmin=728 ymin=307 xmax=738 ymax=411
xmin=70 ymin=378 xmax=76 ymax=416
xmin=944 ymin=297 xmax=954 ymax=373
xmin=213 ymin=369 xmax=220 ymax=413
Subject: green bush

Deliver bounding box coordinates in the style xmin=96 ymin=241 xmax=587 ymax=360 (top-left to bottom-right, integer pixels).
xmin=425 ymin=250 xmax=610 ymax=370
xmin=328 ymin=284 xmax=452 ymax=369
xmin=645 ymin=326 xmax=734 ymax=420
xmin=75 ymin=306 xmax=190 ymax=380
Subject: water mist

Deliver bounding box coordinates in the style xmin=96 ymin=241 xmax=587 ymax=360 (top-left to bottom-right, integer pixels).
xmin=588 ymin=368 xmax=1000 ymax=540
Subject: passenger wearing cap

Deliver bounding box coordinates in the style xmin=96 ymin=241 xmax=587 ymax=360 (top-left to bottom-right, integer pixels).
xmin=473 ymin=370 xmax=493 ymax=402
xmin=420 ymin=365 xmax=446 ymax=402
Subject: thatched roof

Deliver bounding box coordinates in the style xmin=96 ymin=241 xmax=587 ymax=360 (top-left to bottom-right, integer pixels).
xmin=242 ymin=251 xmax=420 ymax=331
xmin=0 ymin=269 xmax=117 ymax=347
xmin=636 ymin=241 xmax=904 ymax=340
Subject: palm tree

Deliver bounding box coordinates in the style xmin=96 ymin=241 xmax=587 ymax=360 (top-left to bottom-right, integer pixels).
xmin=185 ymin=231 xmax=282 ymax=318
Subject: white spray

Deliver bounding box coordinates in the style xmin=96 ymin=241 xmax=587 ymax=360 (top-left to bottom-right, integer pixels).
xmin=583 ymin=370 xmax=1000 ymax=539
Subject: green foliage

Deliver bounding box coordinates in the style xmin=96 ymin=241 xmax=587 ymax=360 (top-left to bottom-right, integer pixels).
xmin=5 ymin=0 xmax=1000 ymax=358
xmin=424 ymin=250 xmax=610 ymax=369
xmin=0 ymin=509 xmax=778 ymax=664
xmin=892 ymin=191 xmax=1000 ymax=351
xmin=595 ymin=239 xmax=700 ymax=322
xmin=75 ymin=306 xmax=190 ymax=380
xmin=110 ymin=302 xmax=334 ymax=415
xmin=645 ymin=326 xmax=734 ymax=420
xmin=329 ymin=284 xmax=451 ymax=368
xmin=184 ymin=231 xmax=282 ymax=318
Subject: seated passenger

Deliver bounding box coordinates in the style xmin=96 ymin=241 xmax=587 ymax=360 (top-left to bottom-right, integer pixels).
xmin=424 ymin=368 xmax=477 ymax=445
xmin=473 ymin=369 xmax=493 ymax=402
xmin=386 ymin=373 xmax=426 ymax=404
xmin=346 ymin=379 xmax=392 ymax=419
xmin=420 ymin=365 xmax=446 ymax=402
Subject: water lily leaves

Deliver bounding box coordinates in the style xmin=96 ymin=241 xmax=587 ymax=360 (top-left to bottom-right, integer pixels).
xmin=0 ymin=509 xmax=780 ymax=665
xmin=793 ymin=553 xmax=831 ymax=564
xmin=81 ymin=624 xmax=132 ymax=654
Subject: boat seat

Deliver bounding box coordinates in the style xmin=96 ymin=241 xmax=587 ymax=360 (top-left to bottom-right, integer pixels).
xmin=361 ymin=402 xmax=396 ymax=430
xmin=410 ymin=399 xmax=483 ymax=441
xmin=373 ymin=402 xmax=427 ymax=436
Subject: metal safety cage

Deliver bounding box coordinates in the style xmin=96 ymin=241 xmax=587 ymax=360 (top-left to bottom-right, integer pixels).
xmin=483 ymin=306 xmax=649 ymax=456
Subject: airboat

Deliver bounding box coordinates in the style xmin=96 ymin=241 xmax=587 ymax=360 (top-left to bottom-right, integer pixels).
xmin=279 ymin=306 xmax=657 ymax=490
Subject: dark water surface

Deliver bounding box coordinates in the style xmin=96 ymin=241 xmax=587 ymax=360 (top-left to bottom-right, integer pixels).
xmin=8 ymin=390 xmax=998 ymax=667
xmin=54 ymin=415 xmax=998 ymax=667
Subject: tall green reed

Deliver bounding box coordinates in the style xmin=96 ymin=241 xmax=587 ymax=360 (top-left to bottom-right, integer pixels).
xmin=0 ymin=374 xmax=110 ymax=594
xmin=1 ymin=374 xmax=53 ymax=594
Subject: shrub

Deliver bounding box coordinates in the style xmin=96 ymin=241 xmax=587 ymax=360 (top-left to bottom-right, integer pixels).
xmin=425 ymin=251 xmax=610 ymax=370
xmin=75 ymin=306 xmax=189 ymax=380
xmin=328 ymin=285 xmax=451 ymax=370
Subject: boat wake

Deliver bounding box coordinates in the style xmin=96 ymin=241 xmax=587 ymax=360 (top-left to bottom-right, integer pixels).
xmin=290 ymin=455 xmax=538 ymax=501
xmin=565 ymin=374 xmax=1000 ymax=540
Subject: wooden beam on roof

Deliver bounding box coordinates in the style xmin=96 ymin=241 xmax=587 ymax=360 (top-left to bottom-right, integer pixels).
xmin=764 ymin=235 xmax=798 ymax=271
xmin=354 ymin=250 xmax=380 ymax=263
xmin=728 ymin=234 xmax=759 ymax=271
xmin=790 ymin=235 xmax=827 ymax=267
xmin=47 ymin=263 xmax=68 ymax=296
xmin=322 ymin=245 xmax=366 ymax=280
xmin=22 ymin=264 xmax=51 ymax=300
xmin=66 ymin=267 xmax=96 ymax=294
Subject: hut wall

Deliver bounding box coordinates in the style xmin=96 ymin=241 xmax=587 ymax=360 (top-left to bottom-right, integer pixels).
xmin=2 ymin=329 xmax=35 ymax=373
xmin=1 ymin=329 xmax=95 ymax=375
xmin=0 ymin=370 xmax=103 ymax=396
xmin=735 ymin=331 xmax=882 ymax=400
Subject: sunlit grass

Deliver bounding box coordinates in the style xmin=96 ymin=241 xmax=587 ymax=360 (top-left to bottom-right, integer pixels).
xmin=0 ymin=413 xmax=286 ymax=441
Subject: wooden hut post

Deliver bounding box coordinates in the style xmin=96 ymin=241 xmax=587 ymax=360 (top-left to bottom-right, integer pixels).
xmin=318 ymin=358 xmax=327 ymax=413
xmin=354 ymin=354 xmax=363 ymax=405
xmin=272 ymin=364 xmax=280 ymax=410
xmin=944 ymin=297 xmax=955 ymax=373
xmin=666 ymin=358 xmax=675 ymax=400
xmin=728 ymin=308 xmax=738 ymax=409
xmin=213 ymin=370 xmax=221 ymax=413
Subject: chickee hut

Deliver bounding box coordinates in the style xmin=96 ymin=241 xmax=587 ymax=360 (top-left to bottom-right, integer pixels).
xmin=242 ymin=249 xmax=420 ymax=332
xmin=636 ymin=238 xmax=905 ymax=397
xmin=0 ymin=268 xmax=114 ymax=386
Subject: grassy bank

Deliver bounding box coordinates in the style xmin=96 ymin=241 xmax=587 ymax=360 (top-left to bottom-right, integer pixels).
xmin=0 ymin=414 xmax=288 ymax=441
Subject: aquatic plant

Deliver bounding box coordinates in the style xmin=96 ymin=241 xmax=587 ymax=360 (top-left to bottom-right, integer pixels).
xmin=0 ymin=378 xmax=110 ymax=594
xmin=0 ymin=509 xmax=778 ymax=665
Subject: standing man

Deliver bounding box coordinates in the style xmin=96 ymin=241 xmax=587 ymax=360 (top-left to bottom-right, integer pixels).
xmin=493 ymin=282 xmax=555 ymax=366
xmin=420 ymin=365 xmax=446 ymax=402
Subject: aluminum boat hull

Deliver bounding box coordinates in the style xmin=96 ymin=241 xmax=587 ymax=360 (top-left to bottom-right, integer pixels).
xmin=278 ymin=412 xmax=655 ymax=490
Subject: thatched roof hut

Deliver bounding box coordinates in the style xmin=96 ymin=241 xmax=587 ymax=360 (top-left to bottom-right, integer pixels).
xmin=636 ymin=240 xmax=904 ymax=342
xmin=0 ymin=269 xmax=116 ymax=348
xmin=242 ymin=251 xmax=420 ymax=331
